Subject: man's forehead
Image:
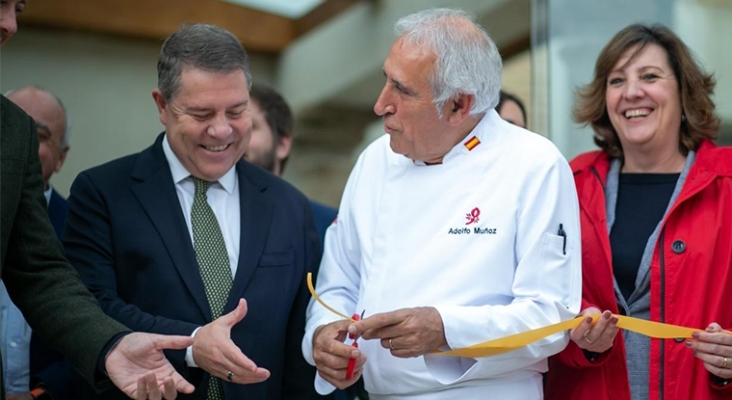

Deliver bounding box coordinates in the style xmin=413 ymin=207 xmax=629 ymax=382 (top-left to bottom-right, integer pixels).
xmin=384 ymin=40 xmax=435 ymax=83
xmin=393 ymin=37 xmax=436 ymax=59
xmin=172 ymin=94 xmax=250 ymax=114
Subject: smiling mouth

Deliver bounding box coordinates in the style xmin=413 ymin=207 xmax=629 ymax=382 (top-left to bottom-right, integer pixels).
xmin=624 ymin=108 xmax=652 ymax=119
xmin=202 ymin=144 xmax=229 ymax=152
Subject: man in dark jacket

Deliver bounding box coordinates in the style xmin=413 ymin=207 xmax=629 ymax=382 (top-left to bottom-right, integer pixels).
xmin=1 ymin=1 xmax=195 ymax=399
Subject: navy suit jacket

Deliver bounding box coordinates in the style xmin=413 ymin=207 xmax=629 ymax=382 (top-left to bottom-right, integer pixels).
xmin=64 ymin=134 xmax=324 ymax=399
xmin=308 ymin=200 xmax=337 ymax=254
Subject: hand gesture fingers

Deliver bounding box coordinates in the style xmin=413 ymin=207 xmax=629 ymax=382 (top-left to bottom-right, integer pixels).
xmin=207 ymin=349 xmax=270 ymax=384
xmin=217 ymin=298 xmax=249 ymax=329
xmin=135 ymin=373 xmax=160 ymax=400
xmin=134 ymin=372 xmax=181 ymax=400
xmin=350 ymin=311 xmax=401 ymax=340
xmin=107 ymin=333 xmax=195 ymax=398
xmin=218 ymin=366 xmax=271 ymax=385
xmin=570 ymin=309 xmax=619 ymax=353
xmin=193 ymin=299 xmax=270 ymax=385
xmin=687 ymin=322 xmax=732 ymax=380
xmin=351 ymin=307 xmax=446 ymax=358
xmin=312 ymin=320 xmax=354 ymax=360
xmin=314 ymin=354 xmax=366 ymax=388
xmin=162 ymin=377 xmax=178 ymax=400
xmin=312 ymin=320 xmax=365 ymax=389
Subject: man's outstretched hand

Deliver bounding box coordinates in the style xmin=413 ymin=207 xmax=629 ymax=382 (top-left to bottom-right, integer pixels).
xmin=105 ymin=332 xmax=195 ymax=399
xmin=192 ymin=299 xmax=271 ymax=384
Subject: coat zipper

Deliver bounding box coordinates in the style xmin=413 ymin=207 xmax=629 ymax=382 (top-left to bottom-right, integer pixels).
xmin=590 ymin=167 xmax=605 ymax=193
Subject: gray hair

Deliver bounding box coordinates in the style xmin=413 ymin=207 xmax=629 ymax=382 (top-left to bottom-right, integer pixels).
xmin=5 ymin=86 xmax=71 ymax=147
xmin=157 ymin=24 xmax=252 ymax=101
xmin=395 ymin=8 xmax=502 ymax=116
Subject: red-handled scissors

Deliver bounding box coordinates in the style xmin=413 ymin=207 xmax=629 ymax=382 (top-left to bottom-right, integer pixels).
xmin=346 ymin=309 xmax=365 ymax=380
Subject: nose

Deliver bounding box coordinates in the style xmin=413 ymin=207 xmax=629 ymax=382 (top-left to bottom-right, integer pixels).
xmin=0 ymin=10 xmax=18 ymax=45
xmin=373 ymin=85 xmax=395 ymax=117
xmin=207 ymin=113 xmax=234 ymax=138
xmin=623 ymin=78 xmax=644 ymax=100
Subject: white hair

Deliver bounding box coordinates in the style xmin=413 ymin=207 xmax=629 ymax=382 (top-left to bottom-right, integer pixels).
xmin=395 ymin=8 xmax=502 ymax=116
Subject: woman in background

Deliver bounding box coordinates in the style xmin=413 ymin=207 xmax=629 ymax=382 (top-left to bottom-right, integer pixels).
xmin=496 ymin=90 xmax=527 ymax=128
xmin=545 ymin=24 xmax=732 ymax=400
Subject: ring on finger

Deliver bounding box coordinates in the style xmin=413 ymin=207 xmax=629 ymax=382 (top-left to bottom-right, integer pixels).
xmin=389 ymin=338 xmax=395 ymax=350
xmin=227 ymin=370 xmax=234 ymax=382
xmin=583 ymin=331 xmax=594 ymax=344
xmin=724 ymin=357 xmax=729 ymax=368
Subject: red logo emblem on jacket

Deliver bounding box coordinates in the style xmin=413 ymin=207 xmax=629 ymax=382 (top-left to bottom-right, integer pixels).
xmin=465 ymin=207 xmax=480 ymax=225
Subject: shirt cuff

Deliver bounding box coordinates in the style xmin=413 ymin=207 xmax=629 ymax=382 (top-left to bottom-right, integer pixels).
xmin=185 ymin=327 xmax=202 ymax=367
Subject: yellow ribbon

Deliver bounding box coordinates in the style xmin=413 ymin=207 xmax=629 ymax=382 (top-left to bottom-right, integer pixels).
xmin=435 ymin=314 xmax=700 ymax=357
xmin=306 ymin=273 xmax=705 ymax=358
xmin=307 ymin=272 xmax=356 ymax=323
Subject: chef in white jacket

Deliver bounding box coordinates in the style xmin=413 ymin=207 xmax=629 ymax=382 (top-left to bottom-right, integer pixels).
xmin=302 ymin=8 xmax=582 ymax=400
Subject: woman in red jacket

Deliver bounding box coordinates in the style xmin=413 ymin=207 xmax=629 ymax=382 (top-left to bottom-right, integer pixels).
xmin=545 ymin=24 xmax=732 ymax=400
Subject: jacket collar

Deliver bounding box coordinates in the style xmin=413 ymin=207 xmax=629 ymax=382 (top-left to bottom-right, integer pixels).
xmin=128 ymin=133 xmax=273 ymax=320
xmin=690 ymin=139 xmax=732 ymax=177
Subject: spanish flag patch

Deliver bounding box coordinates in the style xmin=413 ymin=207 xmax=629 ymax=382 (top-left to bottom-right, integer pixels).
xmin=464 ymin=136 xmax=480 ymax=151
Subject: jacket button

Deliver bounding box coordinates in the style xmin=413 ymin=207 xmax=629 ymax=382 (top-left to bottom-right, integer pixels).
xmin=671 ymin=240 xmax=685 ymax=254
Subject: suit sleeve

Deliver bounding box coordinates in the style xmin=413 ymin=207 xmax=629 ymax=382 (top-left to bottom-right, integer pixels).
xmin=283 ymin=199 xmax=330 ymax=399
xmin=1 ymin=111 xmax=128 ymax=389
xmin=64 ymin=171 xmax=199 ymax=369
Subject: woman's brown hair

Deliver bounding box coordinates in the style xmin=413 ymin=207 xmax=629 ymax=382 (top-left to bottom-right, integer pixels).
xmin=574 ymin=24 xmax=719 ymax=157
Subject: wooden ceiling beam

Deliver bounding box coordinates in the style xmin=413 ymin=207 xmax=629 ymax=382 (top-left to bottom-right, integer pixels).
xmin=19 ymin=0 xmax=296 ymax=53
xmin=295 ymin=0 xmax=361 ymax=37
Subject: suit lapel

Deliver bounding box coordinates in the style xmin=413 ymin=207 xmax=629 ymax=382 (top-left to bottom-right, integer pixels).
xmin=130 ymin=135 xmax=212 ymax=320
xmin=226 ymin=162 xmax=272 ymax=310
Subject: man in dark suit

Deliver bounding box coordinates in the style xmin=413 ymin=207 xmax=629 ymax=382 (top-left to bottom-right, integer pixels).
xmin=63 ymin=24 xmax=323 ymax=400
xmin=1 ymin=1 xmax=198 ymax=399
xmin=243 ymin=83 xmax=338 ymax=252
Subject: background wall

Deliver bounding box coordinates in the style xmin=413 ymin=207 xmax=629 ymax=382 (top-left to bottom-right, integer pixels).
xmin=4 ymin=0 xmax=727 ymax=208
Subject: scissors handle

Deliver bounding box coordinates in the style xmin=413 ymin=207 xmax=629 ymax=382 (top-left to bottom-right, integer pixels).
xmin=346 ymin=313 xmax=360 ymax=379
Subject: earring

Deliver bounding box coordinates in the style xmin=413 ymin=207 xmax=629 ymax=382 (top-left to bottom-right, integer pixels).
xmin=681 ymin=114 xmax=686 ymax=122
